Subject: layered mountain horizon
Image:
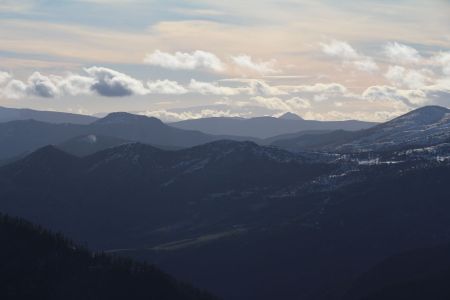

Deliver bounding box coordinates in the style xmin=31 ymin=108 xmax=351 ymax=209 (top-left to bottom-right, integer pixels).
xmin=2 ymin=104 xmax=450 ymax=299
xmin=1 ymin=105 xmax=447 ymax=162
xmin=1 ymin=104 xmax=450 ymax=299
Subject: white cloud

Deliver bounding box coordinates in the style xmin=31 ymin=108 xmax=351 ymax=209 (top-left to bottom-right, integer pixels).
xmin=188 ymin=79 xmax=240 ymax=96
xmin=147 ymin=79 xmax=188 ymax=95
xmin=434 ymin=52 xmax=450 ymax=75
xmin=144 ymin=50 xmax=225 ymax=72
xmin=251 ymin=96 xmax=311 ymax=113
xmin=0 ymin=72 xmax=60 ymax=98
xmin=0 ymin=71 xmax=12 ymax=85
xmin=56 ymin=74 xmax=95 ymax=96
xmin=0 ymin=67 xmax=150 ymax=98
xmin=321 ymin=40 xmax=378 ymax=72
xmin=384 ymin=42 xmax=421 ymax=64
xmin=302 ymin=110 xmax=405 ymax=122
xmin=362 ymin=85 xmax=428 ymax=106
xmin=85 ymin=66 xmax=148 ymax=96
xmin=384 ymin=65 xmax=431 ymax=89
xmin=284 ymin=82 xmax=348 ymax=94
xmin=248 ymin=80 xmax=287 ymax=96
xmin=321 ymin=40 xmax=359 ymax=60
xmin=285 ymin=97 xmax=311 ymax=109
xmin=231 ymin=54 xmax=279 ymax=74
xmin=2 ymin=79 xmax=28 ymax=99
xmin=251 ymin=96 xmax=292 ymax=111
xmin=353 ymin=58 xmax=379 ymax=72
xmin=26 ymin=72 xmax=59 ymax=98
xmin=139 ymin=109 xmax=244 ymax=122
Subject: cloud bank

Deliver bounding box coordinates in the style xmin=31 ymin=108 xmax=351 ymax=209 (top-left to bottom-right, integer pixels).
xmin=321 ymin=40 xmax=379 ymax=72
xmin=144 ymin=50 xmax=225 ymax=72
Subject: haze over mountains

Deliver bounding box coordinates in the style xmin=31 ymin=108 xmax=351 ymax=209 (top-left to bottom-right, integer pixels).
xmin=171 ymin=113 xmax=375 ymax=139
xmin=1 ymin=105 xmax=450 ymax=299
xmin=0 ymin=106 xmax=97 ymax=124
xmin=0 ymin=106 xmax=374 ymax=160
xmin=0 ymin=112 xmax=218 ymax=160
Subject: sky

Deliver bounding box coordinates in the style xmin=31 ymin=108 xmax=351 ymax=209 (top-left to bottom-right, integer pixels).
xmin=0 ymin=0 xmax=449 ymax=122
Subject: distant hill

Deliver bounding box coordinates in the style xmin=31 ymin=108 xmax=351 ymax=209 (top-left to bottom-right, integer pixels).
xmin=170 ymin=116 xmax=376 ymax=139
xmin=0 ymin=106 xmax=97 ymax=124
xmin=57 ymin=134 xmax=132 ymax=157
xmin=0 ymin=112 xmax=255 ymax=160
xmin=278 ymin=112 xmax=303 ymax=120
xmin=261 ymin=129 xmax=332 ymax=145
xmin=271 ymin=106 xmax=450 ymax=152
xmin=88 ymin=112 xmax=244 ymax=148
xmin=57 ymin=134 xmax=181 ymax=157
xmin=0 ymin=214 xmax=216 ymax=300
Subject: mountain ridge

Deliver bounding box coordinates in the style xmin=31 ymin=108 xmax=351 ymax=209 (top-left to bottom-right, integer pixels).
xmin=0 ymin=213 xmax=217 ymax=300
xmin=170 ymin=115 xmax=376 ymax=139
xmin=0 ymin=106 xmax=97 ymax=124
xmin=271 ymin=105 xmax=450 ymax=153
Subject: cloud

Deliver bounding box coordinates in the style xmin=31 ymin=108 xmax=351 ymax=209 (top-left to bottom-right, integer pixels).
xmin=0 ymin=71 xmax=12 ymax=85
xmin=248 ymin=80 xmax=287 ymax=96
xmin=285 ymin=97 xmax=311 ymax=109
xmin=384 ymin=42 xmax=421 ymax=64
xmin=321 ymin=40 xmax=379 ymax=72
xmin=139 ymin=109 xmax=244 ymax=122
xmin=0 ymin=72 xmax=60 ymax=98
xmin=144 ymin=50 xmax=225 ymax=72
xmin=188 ymin=79 xmax=240 ymax=96
xmin=321 ymin=40 xmax=359 ymax=60
xmin=0 ymin=67 xmax=150 ymax=98
xmin=2 ymin=79 xmax=28 ymax=99
xmin=26 ymin=72 xmax=59 ymax=98
xmin=279 ymin=82 xmax=355 ymax=102
xmin=302 ymin=110 xmax=405 ymax=122
xmin=231 ymin=54 xmax=280 ymax=74
xmin=362 ymin=85 xmax=428 ymax=106
xmin=384 ymin=65 xmax=431 ymax=89
xmin=352 ymin=58 xmax=379 ymax=72
xmin=434 ymin=52 xmax=450 ymax=75
xmin=85 ymin=66 xmax=148 ymax=96
xmin=251 ymin=96 xmax=311 ymax=113
xmin=251 ymin=96 xmax=292 ymax=111
xmin=56 ymin=74 xmax=95 ymax=96
xmin=147 ymin=79 xmax=187 ymax=95
xmin=284 ymin=82 xmax=348 ymax=94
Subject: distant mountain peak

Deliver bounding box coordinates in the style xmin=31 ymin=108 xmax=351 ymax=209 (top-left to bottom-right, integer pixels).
xmin=278 ymin=112 xmax=303 ymax=120
xmin=387 ymin=105 xmax=450 ymax=127
xmin=13 ymin=145 xmax=78 ymax=172
xmin=27 ymin=145 xmax=70 ymax=158
xmin=94 ymin=112 xmax=162 ymax=125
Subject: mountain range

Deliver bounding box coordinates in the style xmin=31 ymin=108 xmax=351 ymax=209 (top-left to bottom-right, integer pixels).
xmin=171 ymin=114 xmax=376 ymax=139
xmin=0 ymin=106 xmax=97 ymax=124
xmin=1 ymin=105 xmax=450 ymax=299
xmin=272 ymin=106 xmax=450 ymax=153
xmin=0 ymin=112 xmax=251 ymax=160
xmin=0 ymin=107 xmax=375 ymax=161
xmin=1 ymin=131 xmax=450 ymax=299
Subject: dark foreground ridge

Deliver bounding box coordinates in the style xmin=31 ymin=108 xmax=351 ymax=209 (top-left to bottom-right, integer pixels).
xmin=0 ymin=214 xmax=217 ymax=300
